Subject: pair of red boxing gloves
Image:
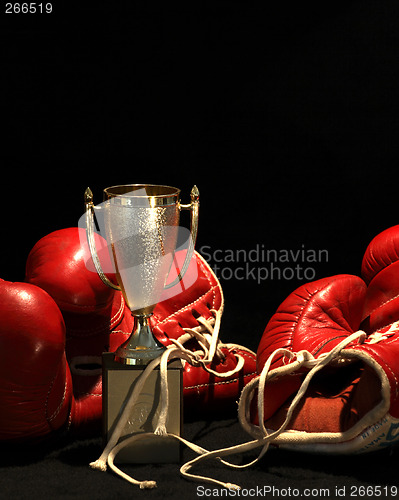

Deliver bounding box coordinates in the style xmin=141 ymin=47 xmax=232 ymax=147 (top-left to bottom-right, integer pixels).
xmin=240 ymin=223 xmax=399 ymax=455
xmin=0 ymin=227 xmax=256 ymax=443
xmin=3 ymin=223 xmax=399 ymax=458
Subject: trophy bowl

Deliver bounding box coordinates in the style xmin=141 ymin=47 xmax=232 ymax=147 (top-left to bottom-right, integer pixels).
xmin=84 ymin=184 xmax=199 ymax=365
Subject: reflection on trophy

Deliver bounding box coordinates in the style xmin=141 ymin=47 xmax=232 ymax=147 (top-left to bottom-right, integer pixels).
xmin=84 ymin=184 xmax=199 ymax=365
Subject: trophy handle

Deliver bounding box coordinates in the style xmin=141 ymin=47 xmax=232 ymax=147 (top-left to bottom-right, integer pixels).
xmin=164 ymin=185 xmax=200 ymax=290
xmin=84 ymin=187 xmax=121 ymax=291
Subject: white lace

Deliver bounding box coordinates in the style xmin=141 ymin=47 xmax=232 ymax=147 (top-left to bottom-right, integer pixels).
xmin=90 ymin=318 xmax=380 ymax=490
xmin=366 ymin=319 xmax=399 ymax=344
xmin=90 ymin=308 xmax=255 ymax=489
xmin=177 ymin=330 xmax=368 ymax=489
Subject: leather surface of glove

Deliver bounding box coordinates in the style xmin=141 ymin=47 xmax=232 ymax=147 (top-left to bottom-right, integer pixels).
xmin=25 ymin=228 xmax=134 ymax=434
xmin=0 ymin=279 xmax=74 ymax=442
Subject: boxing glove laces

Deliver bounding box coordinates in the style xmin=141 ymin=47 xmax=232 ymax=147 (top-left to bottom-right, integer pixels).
xmin=119 ymin=226 xmax=399 ymax=490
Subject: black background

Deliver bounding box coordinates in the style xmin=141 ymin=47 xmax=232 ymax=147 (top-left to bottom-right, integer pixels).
xmin=2 ymin=1 xmax=399 ymax=497
xmin=2 ymin=1 xmax=399 ymax=347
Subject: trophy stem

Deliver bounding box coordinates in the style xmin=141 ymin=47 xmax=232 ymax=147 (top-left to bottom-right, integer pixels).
xmin=114 ymin=314 xmax=166 ymax=365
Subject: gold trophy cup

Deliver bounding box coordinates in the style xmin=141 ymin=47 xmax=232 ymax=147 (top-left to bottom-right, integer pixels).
xmin=84 ymin=184 xmax=199 ymax=365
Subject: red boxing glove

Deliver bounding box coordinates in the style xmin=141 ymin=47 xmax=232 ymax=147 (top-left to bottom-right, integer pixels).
xmin=152 ymin=248 xmax=257 ymax=414
xmin=0 ymin=279 xmax=73 ymax=442
xmin=251 ymin=274 xmax=368 ymax=430
xmin=26 ymin=227 xmax=134 ymax=434
xmin=26 ymin=228 xmax=256 ymax=429
xmin=361 ymin=224 xmax=399 ymax=333
xmin=240 ymin=225 xmax=399 ymax=454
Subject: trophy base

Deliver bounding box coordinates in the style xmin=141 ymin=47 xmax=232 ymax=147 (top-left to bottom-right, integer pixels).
xmin=114 ymin=345 xmax=167 ymax=366
xmin=102 ymin=352 xmax=183 ymax=464
xmin=114 ymin=313 xmax=166 ymax=365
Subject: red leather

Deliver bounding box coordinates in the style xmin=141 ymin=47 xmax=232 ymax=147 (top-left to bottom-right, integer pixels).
xmin=26 ymin=227 xmax=117 ymax=313
xmin=0 ymin=279 xmax=73 ymax=442
xmin=153 ymin=251 xmax=257 ymax=411
xmin=26 ymin=228 xmax=134 ymax=434
xmin=257 ymin=274 xmax=367 ymax=372
xmin=152 ymin=247 xmax=223 ymax=345
xmin=359 ymin=225 xmax=399 ymax=419
xmin=361 ymin=224 xmax=399 ymax=285
xmin=256 ymin=275 xmax=367 ymax=422
xmin=24 ymin=228 xmax=256 ymax=431
xmin=361 ymin=224 xmax=399 ymax=334
xmin=252 ymin=225 xmax=399 ymax=445
xmin=182 ymin=347 xmax=256 ymax=411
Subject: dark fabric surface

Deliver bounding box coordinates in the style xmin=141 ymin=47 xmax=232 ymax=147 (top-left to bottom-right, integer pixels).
xmin=2 ymin=415 xmax=399 ymax=499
